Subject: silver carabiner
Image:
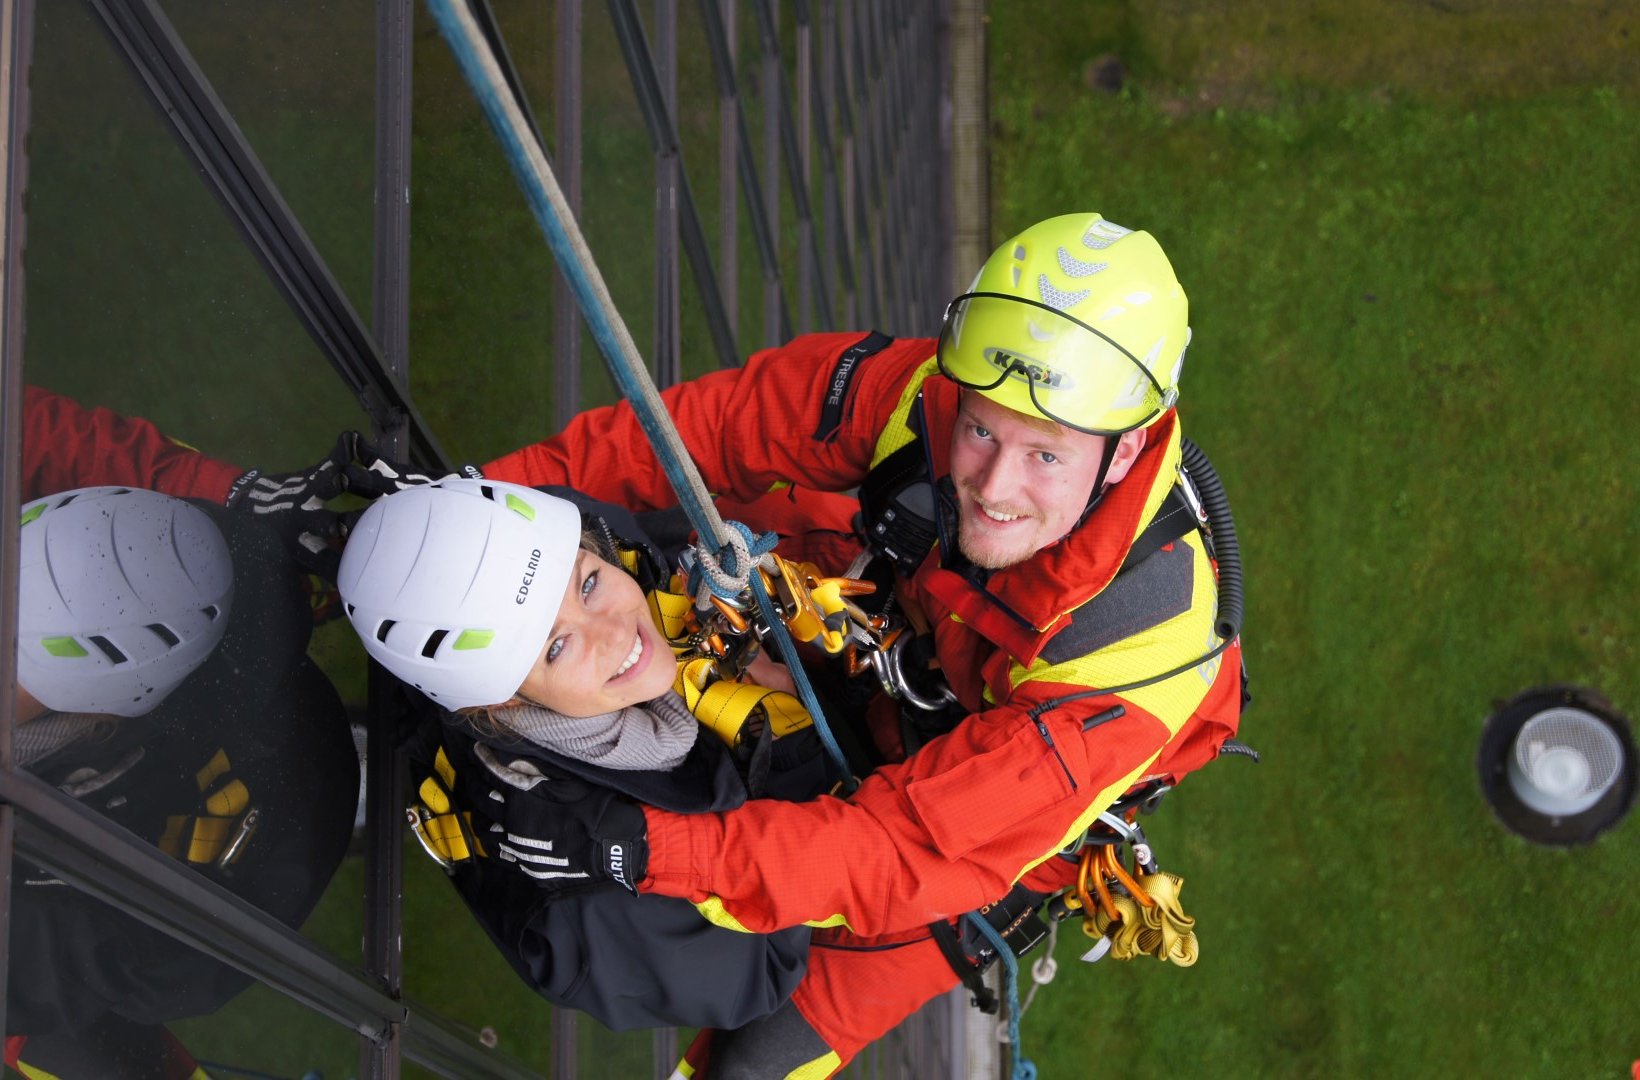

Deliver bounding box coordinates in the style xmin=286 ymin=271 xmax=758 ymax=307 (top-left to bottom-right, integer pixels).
xmin=406 ymin=805 xmax=457 ymax=873
xmin=875 ymin=634 xmax=958 ymax=713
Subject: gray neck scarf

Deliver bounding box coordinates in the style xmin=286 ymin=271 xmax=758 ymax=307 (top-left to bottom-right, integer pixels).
xmin=15 ymin=711 xmax=104 ymax=768
xmin=494 ymin=690 xmax=697 ymax=772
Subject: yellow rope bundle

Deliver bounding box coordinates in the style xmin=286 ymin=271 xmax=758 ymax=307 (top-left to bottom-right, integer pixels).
xmin=1088 ymin=870 xmax=1199 ymax=967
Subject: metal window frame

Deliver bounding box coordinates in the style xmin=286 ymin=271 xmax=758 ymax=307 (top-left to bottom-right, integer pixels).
xmin=0 ymin=1 xmax=964 ymax=1074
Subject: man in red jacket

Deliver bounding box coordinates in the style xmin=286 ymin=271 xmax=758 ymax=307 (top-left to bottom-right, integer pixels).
xmin=475 ymin=213 xmax=1245 ymax=1074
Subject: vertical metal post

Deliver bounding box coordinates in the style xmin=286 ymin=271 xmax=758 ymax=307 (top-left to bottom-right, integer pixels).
xmin=653 ymin=0 xmax=680 ymax=386
xmin=717 ymin=0 xmax=737 ymax=359
xmin=364 ymin=2 xmax=414 ymax=1076
xmin=652 ymin=1027 xmax=678 ymax=1080
xmin=0 ymin=0 xmax=33 ymax=1041
xmin=552 ymin=1007 xmax=577 ymax=1079
xmin=850 ymin=0 xmax=886 ymax=326
xmin=760 ymin=0 xmax=780 ymax=346
xmin=885 ymin=0 xmax=918 ymax=329
xmin=818 ymin=0 xmax=848 ymax=324
xmin=553 ymin=0 xmax=584 ymax=429
xmin=552 ymin=6 xmax=585 ymax=1051
xmin=795 ymin=1 xmax=812 ymax=332
xmin=836 ymin=0 xmax=864 ymax=325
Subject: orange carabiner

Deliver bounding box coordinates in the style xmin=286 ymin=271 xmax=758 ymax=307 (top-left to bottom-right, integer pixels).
xmin=1079 ymin=846 xmax=1120 ymax=922
xmin=709 ymin=594 xmax=749 ymax=633
xmin=1101 ymin=844 xmax=1157 ymax=909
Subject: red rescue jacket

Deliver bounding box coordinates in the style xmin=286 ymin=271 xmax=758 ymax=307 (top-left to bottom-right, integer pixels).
xmin=485 ymin=332 xmax=1243 ymax=936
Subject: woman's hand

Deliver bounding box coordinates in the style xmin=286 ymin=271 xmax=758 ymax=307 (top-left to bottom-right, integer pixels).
xmin=742 ymin=649 xmax=798 ymax=695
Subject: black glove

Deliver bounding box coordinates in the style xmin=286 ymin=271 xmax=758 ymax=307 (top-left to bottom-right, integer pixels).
xmin=476 ymin=747 xmax=650 ymax=894
xmin=342 ymin=434 xmax=482 ymax=500
xmin=225 ymin=432 xmax=354 ymax=580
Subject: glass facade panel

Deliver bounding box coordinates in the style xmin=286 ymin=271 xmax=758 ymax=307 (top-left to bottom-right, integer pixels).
xmin=164 ymin=0 xmax=378 ymax=317
xmin=2 ymin=2 xmax=947 ymax=1075
xmin=6 ymin=867 xmax=363 ymax=1079
xmin=22 ymin=0 xmax=377 ymax=700
xmin=408 ymin=0 xmax=573 ymax=467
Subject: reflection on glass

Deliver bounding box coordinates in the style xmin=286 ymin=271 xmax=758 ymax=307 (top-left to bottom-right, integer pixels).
xmin=163 ymin=0 xmax=377 ymax=314
xmin=23 ymin=0 xmax=372 ymax=475
xmin=8 ymin=475 xmax=358 ymax=1068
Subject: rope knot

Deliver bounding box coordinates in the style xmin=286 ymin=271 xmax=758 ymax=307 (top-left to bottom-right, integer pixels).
xmin=688 ymin=519 xmax=778 ymax=607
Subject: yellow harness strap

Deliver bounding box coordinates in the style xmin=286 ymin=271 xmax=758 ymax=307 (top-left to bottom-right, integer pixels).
xmin=408 ymin=747 xmax=485 ymax=866
xmin=154 ymin=750 xmax=257 ymax=868
xmin=675 ymin=657 xmax=813 ymax=747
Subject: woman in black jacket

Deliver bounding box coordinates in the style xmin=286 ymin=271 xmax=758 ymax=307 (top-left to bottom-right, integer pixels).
xmin=338 ymin=478 xmax=823 ymax=1032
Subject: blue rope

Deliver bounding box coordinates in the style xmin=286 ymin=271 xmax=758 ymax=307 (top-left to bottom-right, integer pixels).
xmin=424 ymin=0 xmax=723 ymax=545
xmin=964 ymin=913 xmax=1039 ymax=1080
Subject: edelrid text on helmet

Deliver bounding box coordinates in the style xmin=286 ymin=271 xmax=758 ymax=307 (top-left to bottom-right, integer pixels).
xmin=338 ymin=480 xmax=583 ymax=709
xmin=16 ymin=486 xmax=236 ymax=717
xmin=937 ymin=212 xmax=1191 ymax=435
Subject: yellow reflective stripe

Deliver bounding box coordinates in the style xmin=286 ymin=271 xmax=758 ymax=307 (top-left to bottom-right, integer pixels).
xmin=420 ymin=775 xmax=452 ymax=815
xmin=1009 ymin=531 xmax=1219 ymax=729
xmin=692 ymin=895 xmax=755 ymax=931
xmin=1015 ymin=752 xmax=1162 ymax=884
xmin=194 ymin=748 xmax=230 ymax=790
xmin=433 ymin=746 xmax=456 ymax=789
xmin=204 ymin=778 xmax=249 ymax=817
xmin=692 ymin=895 xmax=851 ymax=934
xmin=868 ymin=357 xmax=939 ymax=468
xmin=786 ymin=1053 xmax=845 ymax=1080
xmin=14 ymin=1060 xmax=61 ymax=1080
xmin=667 ymin=1061 xmax=696 ymax=1080
xmin=1127 ymin=422 xmax=1184 ymax=552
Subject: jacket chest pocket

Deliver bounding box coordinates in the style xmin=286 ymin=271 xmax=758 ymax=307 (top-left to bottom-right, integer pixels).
xmin=903 ymin=721 xmax=1077 ymax=861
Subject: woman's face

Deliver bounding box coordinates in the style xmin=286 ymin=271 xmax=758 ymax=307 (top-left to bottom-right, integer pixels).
xmin=512 ymin=550 xmax=675 ymax=717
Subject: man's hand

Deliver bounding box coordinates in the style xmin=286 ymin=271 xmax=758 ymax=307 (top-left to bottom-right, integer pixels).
xmin=225 ymin=432 xmax=355 ymax=579
xmin=342 ymin=435 xmax=482 ymax=500
xmin=475 ymin=745 xmax=650 ymax=894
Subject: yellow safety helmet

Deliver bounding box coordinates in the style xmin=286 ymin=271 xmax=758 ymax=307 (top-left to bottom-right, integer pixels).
xmin=937 ymin=213 xmax=1190 ymax=435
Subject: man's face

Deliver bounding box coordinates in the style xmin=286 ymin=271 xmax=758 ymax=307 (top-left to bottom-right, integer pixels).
xmin=948 ymin=391 xmax=1109 ymax=570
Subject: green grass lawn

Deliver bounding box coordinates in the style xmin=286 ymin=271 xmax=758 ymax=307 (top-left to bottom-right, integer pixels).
xmin=991 ymin=3 xmax=1638 ymax=1077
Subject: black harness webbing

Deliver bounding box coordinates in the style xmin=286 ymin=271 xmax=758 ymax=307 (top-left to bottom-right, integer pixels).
xmin=929 ymin=918 xmax=999 ymax=1014
xmin=1119 ymin=484 xmax=1199 ymax=573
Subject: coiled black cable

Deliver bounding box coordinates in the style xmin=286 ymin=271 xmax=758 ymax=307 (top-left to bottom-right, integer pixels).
xmin=1180 ymin=437 xmax=1244 ymax=642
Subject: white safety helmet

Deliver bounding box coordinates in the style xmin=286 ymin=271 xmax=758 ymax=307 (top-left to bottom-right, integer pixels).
xmin=17 ymin=486 xmax=236 ymax=718
xmin=337 ymin=479 xmax=584 ymax=709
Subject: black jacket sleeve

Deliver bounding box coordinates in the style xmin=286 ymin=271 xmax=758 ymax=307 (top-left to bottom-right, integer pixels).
xmin=516 ymin=891 xmax=809 ymax=1032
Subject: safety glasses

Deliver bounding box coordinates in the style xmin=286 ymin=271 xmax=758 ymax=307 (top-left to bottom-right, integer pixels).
xmin=935 ymin=291 xmax=1176 ymax=436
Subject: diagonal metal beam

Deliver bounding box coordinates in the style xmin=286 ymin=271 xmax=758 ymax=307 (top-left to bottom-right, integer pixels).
xmin=0 ymin=767 xmax=545 ymax=1079
xmin=85 ymin=0 xmax=450 ymax=470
